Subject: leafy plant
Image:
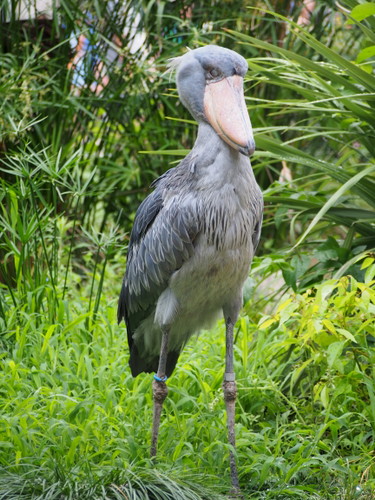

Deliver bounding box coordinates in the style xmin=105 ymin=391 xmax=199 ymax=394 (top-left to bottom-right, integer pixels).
xmin=1 ymin=0 xmax=375 ymax=498
xmin=227 ymin=3 xmax=375 ymax=269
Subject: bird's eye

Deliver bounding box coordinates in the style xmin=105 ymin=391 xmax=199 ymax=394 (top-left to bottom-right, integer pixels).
xmin=207 ymin=68 xmax=220 ymax=79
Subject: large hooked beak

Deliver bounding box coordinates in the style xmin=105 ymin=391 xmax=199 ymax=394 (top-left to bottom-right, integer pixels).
xmin=203 ymin=75 xmax=255 ymax=156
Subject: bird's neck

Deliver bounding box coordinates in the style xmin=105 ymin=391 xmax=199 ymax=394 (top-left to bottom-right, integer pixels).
xmin=192 ymin=121 xmax=230 ymax=160
xmin=191 ymin=121 xmax=249 ymax=171
xmin=186 ymin=121 xmax=254 ymax=194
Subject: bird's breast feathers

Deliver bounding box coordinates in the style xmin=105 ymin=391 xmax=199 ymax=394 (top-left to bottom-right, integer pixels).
xmin=197 ymin=179 xmax=261 ymax=252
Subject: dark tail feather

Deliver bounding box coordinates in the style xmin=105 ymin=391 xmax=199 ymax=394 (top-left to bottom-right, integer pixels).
xmin=129 ymin=345 xmax=180 ymax=378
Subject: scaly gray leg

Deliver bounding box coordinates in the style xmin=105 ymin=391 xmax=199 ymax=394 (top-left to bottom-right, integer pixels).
xmin=223 ymin=317 xmax=240 ymax=493
xmin=150 ymin=327 xmax=169 ymax=458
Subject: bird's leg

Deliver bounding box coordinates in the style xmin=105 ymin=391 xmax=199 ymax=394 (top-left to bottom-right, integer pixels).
xmin=223 ymin=317 xmax=240 ymax=493
xmin=150 ymin=326 xmax=169 ymax=458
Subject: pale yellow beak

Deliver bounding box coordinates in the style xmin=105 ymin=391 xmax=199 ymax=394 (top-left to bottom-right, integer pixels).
xmin=203 ymin=75 xmax=255 ymax=156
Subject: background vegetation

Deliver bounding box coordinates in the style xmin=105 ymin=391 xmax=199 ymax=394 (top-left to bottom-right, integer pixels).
xmin=0 ymin=0 xmax=374 ymax=498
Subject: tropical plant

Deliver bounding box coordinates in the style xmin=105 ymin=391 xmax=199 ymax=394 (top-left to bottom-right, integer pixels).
xmin=228 ymin=3 xmax=375 ymax=286
xmin=1 ymin=0 xmax=375 ymax=498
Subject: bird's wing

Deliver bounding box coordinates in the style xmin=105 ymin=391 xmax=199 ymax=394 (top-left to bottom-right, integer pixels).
xmin=117 ymin=175 xmax=199 ymax=349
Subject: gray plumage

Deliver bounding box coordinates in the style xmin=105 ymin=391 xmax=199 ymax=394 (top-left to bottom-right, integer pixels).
xmin=118 ymin=45 xmax=263 ymax=378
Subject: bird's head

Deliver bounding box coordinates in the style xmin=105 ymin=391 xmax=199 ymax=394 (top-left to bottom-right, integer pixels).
xmin=170 ymin=45 xmax=255 ymax=156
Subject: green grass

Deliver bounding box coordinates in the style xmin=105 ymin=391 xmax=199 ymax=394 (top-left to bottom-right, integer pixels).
xmin=1 ymin=249 xmax=374 ymax=498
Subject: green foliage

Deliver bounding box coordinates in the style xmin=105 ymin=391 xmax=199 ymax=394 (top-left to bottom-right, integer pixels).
xmin=0 ymin=466 xmax=221 ymax=500
xmin=248 ymin=260 xmax=375 ymax=497
xmin=1 ymin=250 xmax=374 ymax=497
xmin=1 ymin=0 xmax=375 ymax=498
xmin=228 ymin=5 xmax=375 ymax=264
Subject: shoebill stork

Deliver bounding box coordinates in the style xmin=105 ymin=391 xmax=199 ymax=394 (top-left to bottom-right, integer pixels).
xmin=118 ymin=45 xmax=263 ymax=490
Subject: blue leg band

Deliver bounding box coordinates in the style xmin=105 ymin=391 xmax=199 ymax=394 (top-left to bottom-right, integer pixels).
xmin=154 ymin=374 xmax=168 ymax=382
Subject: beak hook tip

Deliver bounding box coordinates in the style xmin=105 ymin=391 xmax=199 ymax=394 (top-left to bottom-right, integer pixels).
xmin=240 ymin=140 xmax=255 ymax=157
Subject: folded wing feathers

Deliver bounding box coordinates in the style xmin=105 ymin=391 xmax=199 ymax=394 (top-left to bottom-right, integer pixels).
xmin=121 ymin=190 xmax=199 ymax=326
